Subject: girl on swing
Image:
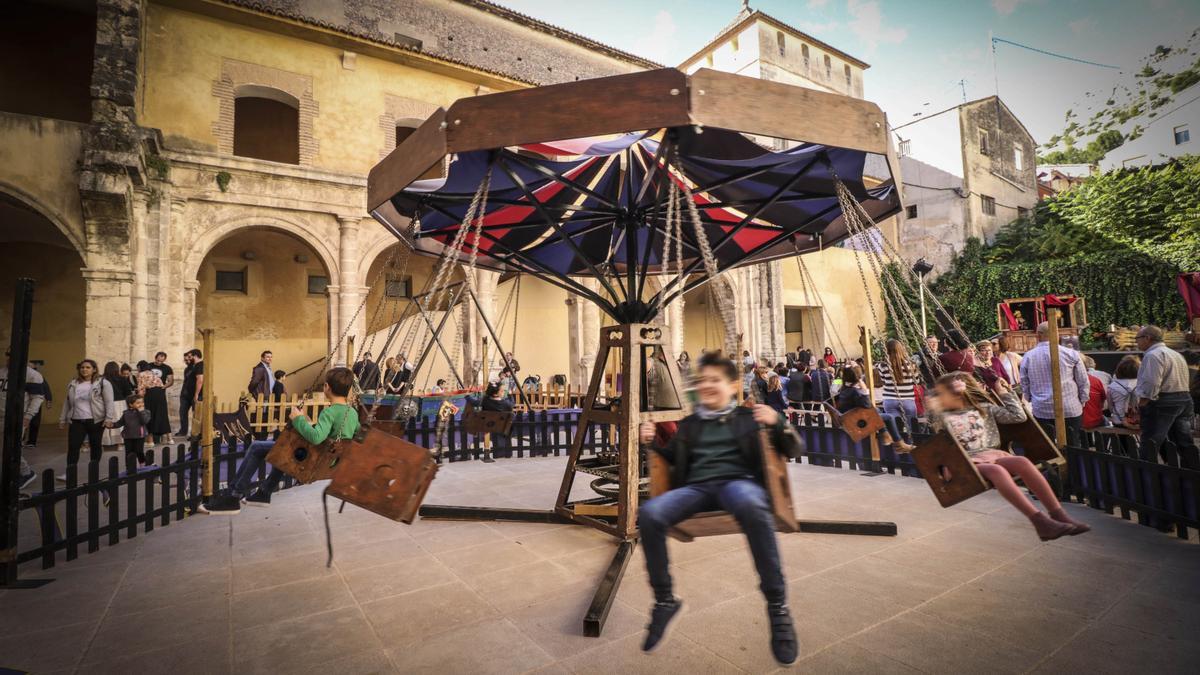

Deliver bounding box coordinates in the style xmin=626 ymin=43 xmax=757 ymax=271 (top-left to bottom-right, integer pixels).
xmin=925 ymin=371 xmax=1090 ymax=541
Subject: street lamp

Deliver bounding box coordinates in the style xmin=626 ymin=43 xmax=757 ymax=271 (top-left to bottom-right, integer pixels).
xmin=911 ymin=258 xmax=934 ymax=337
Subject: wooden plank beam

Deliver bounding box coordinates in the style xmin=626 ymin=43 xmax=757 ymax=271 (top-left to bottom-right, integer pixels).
xmin=689 ymin=68 xmax=890 ymax=155
xmin=446 ymin=69 xmax=689 ymax=152
xmin=367 ymin=108 xmax=448 ymax=212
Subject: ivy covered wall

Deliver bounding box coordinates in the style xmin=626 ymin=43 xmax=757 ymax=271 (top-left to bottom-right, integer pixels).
xmin=923 ymin=156 xmax=1198 ymax=341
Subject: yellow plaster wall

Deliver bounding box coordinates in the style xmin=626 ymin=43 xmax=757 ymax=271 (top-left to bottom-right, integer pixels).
xmin=195 ymin=228 xmax=330 ymax=402
xmin=505 ymin=277 xmax=570 ymax=382
xmin=141 ymin=4 xmax=487 ymax=173
xmin=780 ymin=248 xmax=881 ymax=360
xmin=0 ymin=114 xmax=87 ymax=249
xmin=0 ymin=243 xmax=86 ymax=398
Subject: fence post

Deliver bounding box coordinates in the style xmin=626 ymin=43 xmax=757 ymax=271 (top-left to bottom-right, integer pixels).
xmin=1 ymin=279 xmax=50 ymax=587
xmin=199 ymin=329 xmax=215 ymax=499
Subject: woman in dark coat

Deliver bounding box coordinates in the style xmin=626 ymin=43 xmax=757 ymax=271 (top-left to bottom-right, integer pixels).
xmin=137 ymin=361 xmax=172 ymax=444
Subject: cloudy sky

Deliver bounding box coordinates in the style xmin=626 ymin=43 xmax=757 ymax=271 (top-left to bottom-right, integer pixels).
xmin=499 ymin=0 xmax=1199 ymax=168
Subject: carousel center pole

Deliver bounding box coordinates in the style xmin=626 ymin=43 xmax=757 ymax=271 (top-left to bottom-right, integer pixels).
xmin=1046 ymin=308 xmax=1067 ymax=448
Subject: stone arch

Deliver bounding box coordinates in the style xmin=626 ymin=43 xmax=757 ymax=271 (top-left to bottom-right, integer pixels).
xmin=185 ymin=214 xmax=341 ymax=286
xmin=0 ymin=180 xmax=86 ymax=261
xmin=0 ymin=184 xmax=88 ymax=395
xmin=357 ymin=230 xmax=404 ymax=285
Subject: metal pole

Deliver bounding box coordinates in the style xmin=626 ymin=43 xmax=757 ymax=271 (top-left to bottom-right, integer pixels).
xmin=860 ymin=326 xmax=881 ymax=465
xmin=1 ymin=279 xmax=34 ymax=586
xmin=465 ymin=284 xmax=530 ymax=410
xmin=200 ymin=328 xmax=215 ymax=498
xmin=918 ymin=278 xmax=928 ymax=338
xmin=1046 ymin=308 xmax=1067 ymax=448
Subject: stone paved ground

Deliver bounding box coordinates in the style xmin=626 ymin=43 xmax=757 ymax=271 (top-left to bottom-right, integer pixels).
xmin=2 ymin=455 xmax=1197 ymax=675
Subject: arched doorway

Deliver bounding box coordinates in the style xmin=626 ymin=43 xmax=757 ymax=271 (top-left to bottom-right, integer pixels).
xmin=194 ymin=227 xmax=332 ymax=402
xmin=0 ymin=192 xmax=86 ymax=397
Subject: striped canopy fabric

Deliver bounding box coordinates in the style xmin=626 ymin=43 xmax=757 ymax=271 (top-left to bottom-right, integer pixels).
xmin=381 ymin=125 xmax=900 ymax=321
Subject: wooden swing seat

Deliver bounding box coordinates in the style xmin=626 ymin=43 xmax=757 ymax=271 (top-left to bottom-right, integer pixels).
xmin=908 ymin=430 xmax=990 ymax=508
xmin=462 ymin=399 xmax=514 ymax=436
xmin=823 ymin=403 xmax=886 ymax=444
xmin=647 ymin=438 xmax=799 ymax=542
xmin=910 ymin=412 xmax=1064 ymax=509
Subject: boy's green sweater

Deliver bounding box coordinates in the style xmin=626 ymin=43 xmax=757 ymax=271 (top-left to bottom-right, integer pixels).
xmin=293 ymin=402 xmax=359 ymax=444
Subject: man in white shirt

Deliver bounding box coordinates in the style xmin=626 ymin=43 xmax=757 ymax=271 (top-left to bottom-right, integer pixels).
xmin=1 ymin=349 xmax=44 ymax=489
xmin=1134 ymin=325 xmax=1198 ymax=469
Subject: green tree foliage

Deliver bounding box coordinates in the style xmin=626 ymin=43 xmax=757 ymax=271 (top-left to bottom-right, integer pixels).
xmin=926 ymin=157 xmax=1198 ymax=338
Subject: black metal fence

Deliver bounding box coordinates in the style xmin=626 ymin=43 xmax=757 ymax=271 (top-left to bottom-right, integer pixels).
xmin=403 ymin=409 xmax=614 ymax=461
xmin=14 ymin=409 xmax=1196 ymax=574
xmin=789 ymin=412 xmax=1200 ymax=540
xmin=14 ymin=410 xmax=613 ymax=571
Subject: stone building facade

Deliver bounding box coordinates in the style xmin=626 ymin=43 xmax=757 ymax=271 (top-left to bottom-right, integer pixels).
xmin=894 ymin=96 xmax=1039 ymax=275
xmin=1 ymin=0 xmax=899 ymax=403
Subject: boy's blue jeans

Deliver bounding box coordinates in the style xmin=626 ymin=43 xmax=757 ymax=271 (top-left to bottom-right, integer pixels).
xmin=233 ymin=439 xmax=284 ymax=494
xmin=638 ymin=477 xmax=786 ymax=605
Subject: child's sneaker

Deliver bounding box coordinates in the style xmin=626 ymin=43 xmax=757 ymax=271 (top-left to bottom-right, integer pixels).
xmin=642 ymin=598 xmax=683 ymax=653
xmin=198 ymin=492 xmax=242 ymax=515
xmin=245 ymin=490 xmax=272 ymax=507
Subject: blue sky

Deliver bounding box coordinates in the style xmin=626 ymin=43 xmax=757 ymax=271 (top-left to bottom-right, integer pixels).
xmin=500 ymin=0 xmax=1199 ymax=166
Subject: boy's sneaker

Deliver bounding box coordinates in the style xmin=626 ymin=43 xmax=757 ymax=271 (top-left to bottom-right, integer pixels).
xmin=641 ymin=597 xmax=683 ymax=653
xmin=19 ymin=470 xmax=37 ymax=490
xmin=245 ymin=490 xmax=272 ymax=507
xmin=767 ymin=603 xmax=799 ymax=666
xmin=198 ymin=492 xmax=242 ymax=515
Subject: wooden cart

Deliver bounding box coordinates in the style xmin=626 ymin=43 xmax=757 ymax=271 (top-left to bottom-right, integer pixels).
xmin=996 ymin=295 xmax=1087 ymax=353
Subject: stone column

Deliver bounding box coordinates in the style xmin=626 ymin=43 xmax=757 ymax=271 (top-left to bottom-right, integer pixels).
xmin=182 ymin=280 xmax=199 ymax=353
xmin=472 ymin=269 xmax=499 ymax=383
xmin=165 ymin=197 xmax=189 ymax=361
xmin=337 ymin=217 xmax=366 ymax=364
xmin=83 ymin=268 xmax=135 ymax=363
xmin=128 ymin=190 xmax=151 ymax=363
xmin=325 ymin=285 xmax=342 ymax=366
xmin=578 ymin=278 xmax=601 ymax=385
xmin=762 ymin=260 xmax=786 ymax=363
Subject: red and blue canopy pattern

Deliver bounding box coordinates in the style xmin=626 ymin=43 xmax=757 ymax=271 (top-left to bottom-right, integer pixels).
xmin=381 ymin=125 xmax=900 ymax=321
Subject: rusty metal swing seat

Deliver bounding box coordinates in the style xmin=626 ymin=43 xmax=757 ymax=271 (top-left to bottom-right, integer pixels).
xmin=366 ymin=67 xmax=905 ymax=637
xmin=266 ymin=422 xmax=439 ymax=523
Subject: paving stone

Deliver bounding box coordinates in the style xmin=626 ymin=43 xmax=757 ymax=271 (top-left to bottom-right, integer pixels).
xmin=0 ymin=620 xmax=97 ymax=673
xmin=233 ymin=606 xmax=381 ymax=674
xmin=559 ymin=632 xmax=743 ymax=675
xmin=83 ymin=635 xmax=231 ymax=675
xmin=387 ymin=617 xmax=555 ymax=674
xmin=232 ymin=574 xmax=356 ymax=630
xmin=785 ymin=639 xmax=922 ymax=674
xmin=848 ymin=611 xmax=1041 ymax=674
xmin=360 ymin=580 xmax=498 ymax=646
xmin=340 ymin=552 xmax=457 ymax=602
xmin=84 ymin=596 xmax=230 ymax=664
xmin=1032 ymin=621 xmax=1200 ymax=674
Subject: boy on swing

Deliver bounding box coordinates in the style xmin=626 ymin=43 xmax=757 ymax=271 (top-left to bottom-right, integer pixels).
xmin=637 ymin=353 xmax=801 ymax=665
xmin=207 ymin=367 xmax=359 ymax=512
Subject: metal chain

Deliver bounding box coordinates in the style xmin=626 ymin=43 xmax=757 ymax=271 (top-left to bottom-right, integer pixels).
xmin=793 ymin=254 xmax=850 ymax=360
xmin=677 ymin=175 xmax=737 ymax=356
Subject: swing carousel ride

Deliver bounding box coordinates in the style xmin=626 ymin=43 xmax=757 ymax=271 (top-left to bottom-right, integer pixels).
xmin=364 ymin=67 xmax=908 ymax=635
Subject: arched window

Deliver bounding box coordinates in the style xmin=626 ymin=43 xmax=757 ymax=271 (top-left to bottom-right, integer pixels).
xmin=233 ymin=85 xmax=299 ymax=164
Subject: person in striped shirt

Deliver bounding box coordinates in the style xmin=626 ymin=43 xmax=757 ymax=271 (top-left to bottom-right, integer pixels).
xmin=877 ymin=339 xmax=919 ymax=444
